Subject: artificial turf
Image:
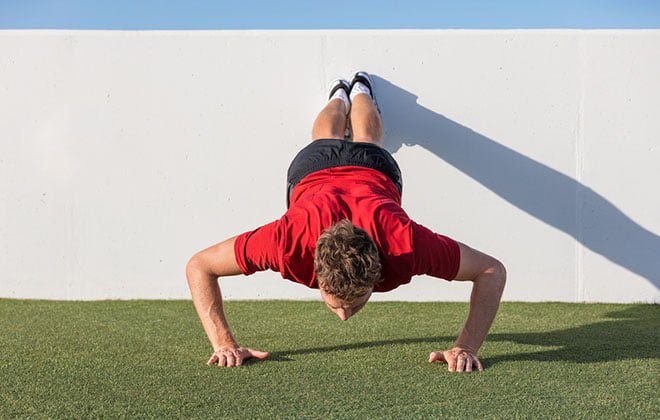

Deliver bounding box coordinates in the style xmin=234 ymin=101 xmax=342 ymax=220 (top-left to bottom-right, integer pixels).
xmin=0 ymin=299 xmax=658 ymax=419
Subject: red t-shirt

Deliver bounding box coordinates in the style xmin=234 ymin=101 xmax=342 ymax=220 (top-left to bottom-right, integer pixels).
xmin=234 ymin=166 xmax=460 ymax=292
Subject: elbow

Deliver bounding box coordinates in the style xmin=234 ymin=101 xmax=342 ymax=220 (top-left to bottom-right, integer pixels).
xmin=488 ymin=259 xmax=507 ymax=291
xmin=185 ymin=253 xmax=207 ymax=286
xmin=473 ymin=256 xmax=506 ymax=291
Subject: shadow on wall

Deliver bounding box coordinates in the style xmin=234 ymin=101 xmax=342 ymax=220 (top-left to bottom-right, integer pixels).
xmin=373 ymin=75 xmax=660 ymax=289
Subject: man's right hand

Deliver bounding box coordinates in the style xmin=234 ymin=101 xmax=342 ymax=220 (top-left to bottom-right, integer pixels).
xmin=207 ymin=346 xmax=270 ymax=367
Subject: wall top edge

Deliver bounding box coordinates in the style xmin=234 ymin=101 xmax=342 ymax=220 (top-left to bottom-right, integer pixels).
xmin=1 ymin=29 xmax=659 ymax=36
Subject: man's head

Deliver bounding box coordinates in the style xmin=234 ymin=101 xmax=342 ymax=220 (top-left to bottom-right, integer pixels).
xmin=314 ymin=219 xmax=382 ymax=320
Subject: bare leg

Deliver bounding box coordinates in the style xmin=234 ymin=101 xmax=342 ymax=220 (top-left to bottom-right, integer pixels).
xmin=350 ymin=94 xmax=384 ymax=147
xmin=311 ymin=98 xmax=347 ymax=141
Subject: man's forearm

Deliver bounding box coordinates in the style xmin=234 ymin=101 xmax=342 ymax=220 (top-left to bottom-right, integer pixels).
xmin=187 ymin=268 xmax=237 ymax=351
xmin=454 ymin=264 xmax=506 ymax=353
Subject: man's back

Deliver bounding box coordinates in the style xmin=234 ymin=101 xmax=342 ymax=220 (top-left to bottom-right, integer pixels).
xmin=234 ymin=166 xmax=460 ymax=291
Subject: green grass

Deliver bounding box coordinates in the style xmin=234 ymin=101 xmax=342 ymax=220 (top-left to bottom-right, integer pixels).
xmin=1 ymin=300 xmax=658 ymax=419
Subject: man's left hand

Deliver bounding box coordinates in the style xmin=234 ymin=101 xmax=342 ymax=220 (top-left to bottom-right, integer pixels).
xmin=428 ymin=347 xmax=483 ymax=372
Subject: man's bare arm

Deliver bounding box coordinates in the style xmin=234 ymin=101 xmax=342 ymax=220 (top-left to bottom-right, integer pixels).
xmin=186 ymin=236 xmax=269 ymax=367
xmin=429 ymin=242 xmax=506 ymax=372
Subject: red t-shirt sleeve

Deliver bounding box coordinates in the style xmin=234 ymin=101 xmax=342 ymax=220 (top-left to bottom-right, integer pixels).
xmin=411 ymin=221 xmax=461 ymax=280
xmin=233 ymin=220 xmax=281 ymax=275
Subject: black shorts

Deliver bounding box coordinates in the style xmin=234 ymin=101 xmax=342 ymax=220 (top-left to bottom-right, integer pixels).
xmin=286 ymin=139 xmax=403 ymax=208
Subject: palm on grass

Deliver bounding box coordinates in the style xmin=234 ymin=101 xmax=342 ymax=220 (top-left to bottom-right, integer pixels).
xmin=207 ymin=347 xmax=270 ymax=367
xmin=429 ymin=347 xmax=484 ymax=372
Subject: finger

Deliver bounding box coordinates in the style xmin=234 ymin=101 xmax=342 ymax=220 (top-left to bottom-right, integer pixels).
xmin=456 ymin=354 xmax=466 ymax=372
xmin=225 ymin=353 xmax=235 ymax=367
xmin=218 ymin=354 xmax=227 ymax=367
xmin=235 ymin=352 xmax=244 ymax=366
xmin=428 ymin=351 xmax=446 ymax=363
xmin=246 ymin=349 xmax=270 ymax=360
xmin=207 ymin=354 xmax=219 ymax=365
xmin=465 ymin=357 xmax=473 ymax=372
xmin=447 ymin=353 xmax=457 ymax=372
xmin=475 ymin=357 xmax=484 ymax=372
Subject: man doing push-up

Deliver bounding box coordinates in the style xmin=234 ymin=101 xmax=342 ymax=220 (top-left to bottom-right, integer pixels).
xmin=186 ymin=71 xmax=506 ymax=373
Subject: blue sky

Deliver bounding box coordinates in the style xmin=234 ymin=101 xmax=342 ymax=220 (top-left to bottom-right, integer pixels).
xmin=1 ymin=0 xmax=659 ymax=29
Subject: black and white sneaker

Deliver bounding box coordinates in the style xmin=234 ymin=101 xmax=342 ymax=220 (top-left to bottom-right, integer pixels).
xmin=328 ymin=79 xmax=351 ymax=101
xmin=349 ymin=70 xmax=380 ymax=114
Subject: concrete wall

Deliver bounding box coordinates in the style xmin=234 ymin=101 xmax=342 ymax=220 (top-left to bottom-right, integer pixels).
xmin=1 ymin=30 xmax=658 ymax=302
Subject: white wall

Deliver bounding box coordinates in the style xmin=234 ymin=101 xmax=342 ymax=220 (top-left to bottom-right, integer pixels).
xmin=1 ymin=30 xmax=658 ymax=302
